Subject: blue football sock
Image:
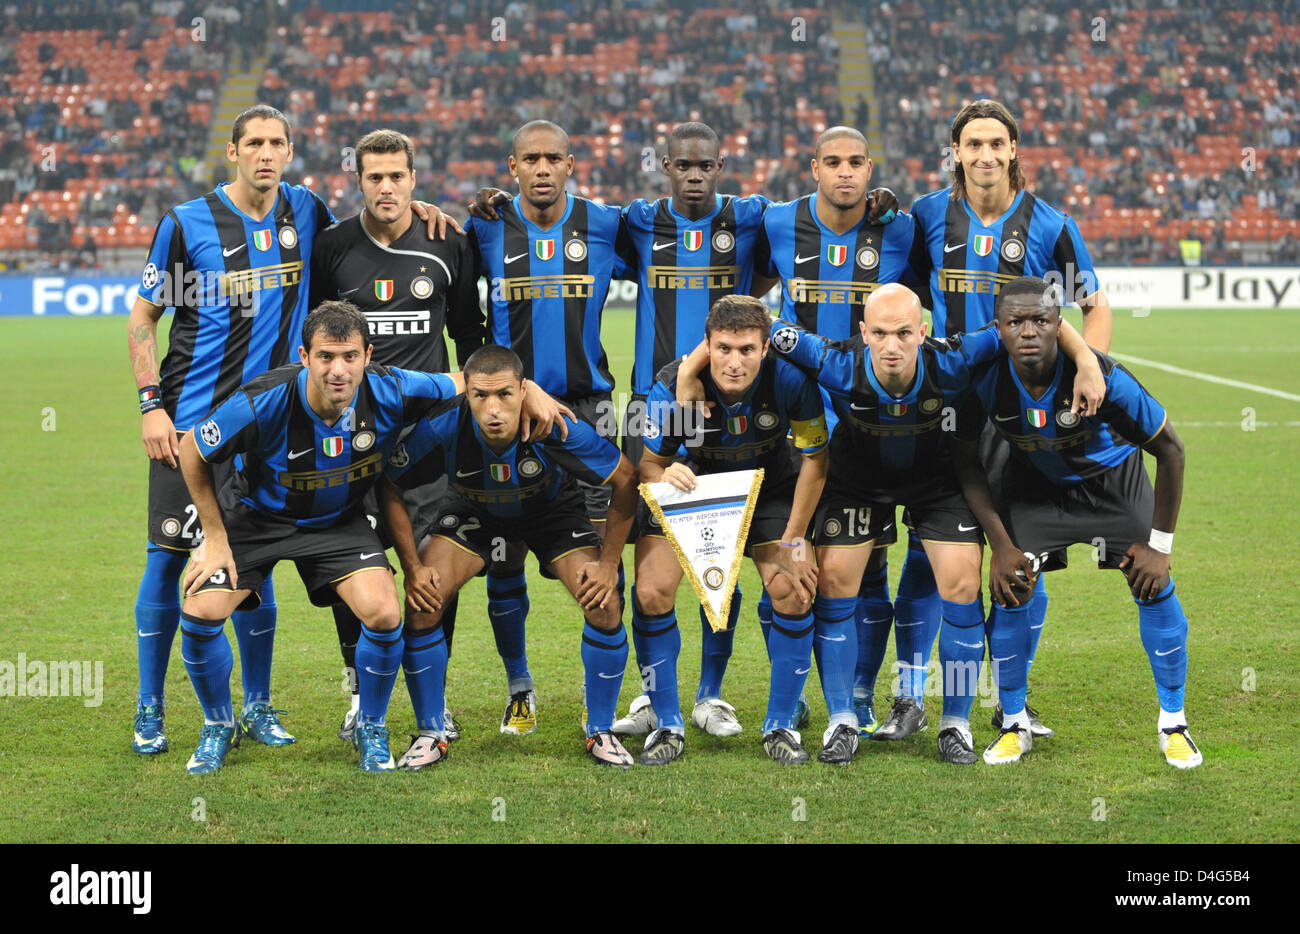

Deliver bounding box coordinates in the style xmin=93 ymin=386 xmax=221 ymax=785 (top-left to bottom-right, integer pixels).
xmin=1137 ymin=580 xmax=1188 ymax=713
xmin=814 ymin=595 xmax=859 ymax=727
xmin=697 ymin=587 xmax=740 ymax=702
xmin=631 ymin=587 xmax=684 ymax=731
xmin=1026 ymin=575 xmax=1048 ymax=671
xmin=402 ymin=625 xmax=448 ymax=733
xmin=135 ymin=546 xmax=187 ymax=706
xmin=895 ymin=540 xmax=941 ymax=700
xmin=231 ymin=573 xmax=276 ymax=710
xmin=762 ymin=610 xmax=814 ymax=735
xmin=987 ymin=601 xmax=1032 ymax=717
xmin=855 ymin=566 xmax=893 ymax=698
xmin=487 ymin=570 xmax=533 ymax=694
xmin=581 ymin=621 xmax=628 ymax=734
xmin=938 ymin=596 xmax=986 ymax=722
xmin=356 ymin=621 xmax=404 ymax=726
xmin=179 ymin=612 xmax=233 ymax=725
xmin=757 ymin=587 xmax=773 ymax=658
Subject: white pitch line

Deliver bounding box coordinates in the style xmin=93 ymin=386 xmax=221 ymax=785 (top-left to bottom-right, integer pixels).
xmin=1112 ymin=353 xmax=1300 ymax=403
xmin=1173 ymin=421 xmax=1300 ymax=428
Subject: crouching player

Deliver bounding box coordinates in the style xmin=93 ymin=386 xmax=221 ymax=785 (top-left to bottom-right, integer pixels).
xmin=625 ymin=295 xmax=829 ymax=765
xmin=379 ymin=345 xmax=640 ymax=768
xmin=951 ymin=276 xmax=1199 ymax=768
xmin=771 ymin=283 xmax=1104 ymax=765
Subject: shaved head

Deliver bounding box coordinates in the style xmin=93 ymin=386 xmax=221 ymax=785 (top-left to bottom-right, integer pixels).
xmin=864 ymin=283 xmax=923 ymax=328
xmin=815 ymin=125 xmax=869 ymax=159
xmin=512 ymin=120 xmax=570 ymax=157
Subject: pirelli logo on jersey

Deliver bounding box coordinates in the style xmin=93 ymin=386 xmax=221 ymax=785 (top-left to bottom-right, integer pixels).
xmin=1007 ymin=429 xmax=1094 ymax=453
xmin=278 ymin=452 xmax=382 ymax=491
xmin=646 ymin=265 xmax=740 ymax=291
xmin=789 ymin=278 xmax=878 ymax=306
xmin=364 ymin=309 xmax=431 ymax=335
xmin=936 ymin=269 xmax=1018 ymax=295
xmin=694 ymin=437 xmax=783 ymax=462
xmin=845 ymin=412 xmax=945 ymax=437
xmin=499 ymin=274 xmax=596 ymax=301
xmin=222 ymin=261 xmax=305 ymax=295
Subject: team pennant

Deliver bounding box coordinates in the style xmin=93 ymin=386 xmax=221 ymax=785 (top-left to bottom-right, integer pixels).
xmin=827 ymin=244 xmax=848 ymax=266
xmin=374 ymin=279 xmax=393 ymax=301
xmin=640 ymin=469 xmax=763 ymax=633
xmin=535 ymin=239 xmax=554 ymax=261
xmin=489 ymin=463 xmax=511 ymax=482
xmin=1026 ymin=408 xmax=1048 ymax=428
xmin=322 ymin=436 xmax=344 ymax=457
xmin=252 ymin=229 xmax=273 ymax=251
xmin=683 ymin=229 xmax=703 ymax=251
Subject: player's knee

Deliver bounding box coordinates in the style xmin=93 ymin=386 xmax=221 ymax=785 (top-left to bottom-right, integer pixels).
xmin=817 ymin=559 xmax=861 ymax=597
xmin=405 ymin=607 xmax=440 ymax=632
xmin=585 ymin=607 xmax=622 ymax=633
xmin=632 ymin=578 xmax=675 ymax=616
xmin=765 ymin=575 xmax=809 ymax=616
xmin=938 ymin=573 xmax=980 ymax=605
xmin=359 ymin=602 xmax=402 ymax=632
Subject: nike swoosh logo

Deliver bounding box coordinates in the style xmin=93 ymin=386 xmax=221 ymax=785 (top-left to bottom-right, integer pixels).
xmin=363 ymin=666 xmax=399 ymax=676
xmin=651 ymin=241 xmax=673 ymax=251
xmin=456 ymin=469 xmax=481 ymax=477
xmin=223 ymin=244 xmax=246 ymax=257
xmin=849 ymin=403 xmax=872 ymax=411
xmin=359 ymin=552 xmax=383 ymax=560
xmin=571 ymin=531 xmax=588 ymax=538
xmin=697 ymin=427 xmax=721 ymax=433
xmin=957 ymin=523 xmax=978 ymax=532
xmin=248 ymin=627 xmax=274 ymax=636
xmin=288 ymin=449 xmax=311 ymax=459
xmin=489 ymin=609 xmax=511 ymax=618
xmin=643 ymin=659 xmax=667 ymax=669
xmin=991 ymin=655 xmax=1016 ymax=663
xmin=406 ymin=665 xmax=433 ymax=674
xmin=894 ymin=620 xmax=923 ymax=628
xmin=881 ymin=523 xmax=893 ymax=532
xmin=181 ymin=655 xmax=202 ymax=665
xmin=137 ymin=630 xmax=161 ymax=637
xmin=794 ymin=666 xmax=811 ymax=675
xmin=955 ymin=640 xmax=985 ymax=649
xmin=816 ymin=634 xmax=847 ymax=642
xmin=504 ymin=252 xmax=526 ymax=264
xmin=794 ymin=254 xmax=817 ymax=264
xmin=994 ymin=414 xmax=1020 ymax=423
xmin=944 ymin=243 xmax=963 ymax=253
xmin=597 ymin=672 xmax=622 ymax=679
xmin=340 ymin=287 xmax=361 ymax=296
xmin=1154 ymin=646 xmax=1183 ymax=657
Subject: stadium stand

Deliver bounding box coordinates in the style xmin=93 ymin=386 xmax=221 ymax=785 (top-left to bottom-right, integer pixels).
xmin=2 ymin=0 xmax=1296 ymax=272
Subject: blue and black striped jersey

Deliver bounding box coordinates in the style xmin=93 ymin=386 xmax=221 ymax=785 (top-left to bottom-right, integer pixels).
xmin=386 ymin=400 xmax=623 ymax=519
xmin=467 ymin=194 xmax=630 ymax=401
xmin=966 ymin=351 xmax=1167 ymax=485
xmin=910 ymin=186 xmax=1097 ymax=338
xmin=757 ymin=193 xmax=928 ymax=340
xmin=622 ymin=193 xmax=768 ymax=394
xmin=191 ymin=363 xmax=457 ymax=528
xmin=770 ymin=322 xmax=999 ymax=500
xmin=643 ymin=354 xmax=827 ymax=488
xmin=138 ymin=182 xmax=336 ymax=427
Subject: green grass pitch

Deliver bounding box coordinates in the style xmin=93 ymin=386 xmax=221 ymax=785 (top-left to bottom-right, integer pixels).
xmin=1 ymin=307 xmax=1297 ymax=843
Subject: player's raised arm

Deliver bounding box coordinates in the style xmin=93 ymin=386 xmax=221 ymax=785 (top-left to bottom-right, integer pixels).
xmin=1057 ymin=318 xmax=1106 ymax=415
xmin=128 ymin=295 xmax=179 ymax=467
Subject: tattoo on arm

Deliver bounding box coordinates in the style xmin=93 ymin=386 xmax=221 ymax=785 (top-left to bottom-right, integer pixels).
xmin=129 ymin=322 xmax=159 ymax=387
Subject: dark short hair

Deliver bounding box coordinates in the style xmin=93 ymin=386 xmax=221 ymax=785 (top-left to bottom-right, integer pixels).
xmin=355 ymin=128 xmax=414 ymax=175
xmin=995 ymin=276 xmax=1059 ymax=319
xmin=231 ymin=105 xmax=291 ymax=146
xmin=814 ymin=125 xmax=869 ymax=159
xmin=302 ymin=300 xmax=368 ymax=351
xmin=512 ymin=120 xmax=569 ymax=157
xmin=950 ymin=99 xmax=1025 ymax=200
xmin=668 ymin=122 xmax=720 ymax=157
xmin=705 ymin=295 xmax=773 ymax=343
xmin=464 ymin=344 xmax=524 ymax=382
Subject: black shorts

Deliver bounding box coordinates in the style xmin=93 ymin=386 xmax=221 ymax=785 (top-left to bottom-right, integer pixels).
xmin=364 ymin=474 xmax=449 ymax=552
xmin=567 ymin=392 xmax=618 ymax=521
xmin=815 ymin=482 xmax=982 ymax=547
xmin=620 ymin=391 xmax=651 ymax=469
xmin=147 ymin=443 xmax=238 ymax=551
xmin=999 ymin=449 xmax=1155 ymax=573
xmin=639 ymin=474 xmax=805 ymax=556
xmin=431 ymin=486 xmax=602 ymax=580
xmin=190 ymin=504 xmax=393 ymax=611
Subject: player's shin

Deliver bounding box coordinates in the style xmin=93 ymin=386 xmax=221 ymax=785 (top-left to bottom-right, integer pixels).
xmin=855 ymin=566 xmax=893 ymax=699
xmin=697 ymin=587 xmax=740 ymax=702
xmin=1136 ymin=580 xmax=1189 ymax=719
xmin=987 ymin=602 xmax=1032 ymax=725
xmin=487 ymin=570 xmax=533 ymax=694
xmin=402 ymin=624 xmax=448 ymax=736
xmin=356 ymin=621 xmax=405 ymax=726
xmin=1026 ymin=576 xmax=1049 ymax=670
xmin=179 ymin=613 xmax=234 ymax=725
xmin=581 ymin=621 xmax=628 ymax=734
xmin=762 ymin=611 xmax=814 ymax=734
xmin=332 ymin=602 xmax=362 ymax=698
xmin=813 ymin=596 xmax=859 ymax=729
xmin=938 ymin=596 xmax=986 ymax=728
xmin=631 ymin=588 xmax=684 ymax=732
xmin=231 ymin=573 xmax=276 ymax=710
xmin=136 ymin=547 xmax=187 ymax=705
xmin=895 ymin=539 xmax=941 ymax=700
xmin=757 ymin=586 xmax=773 ymax=655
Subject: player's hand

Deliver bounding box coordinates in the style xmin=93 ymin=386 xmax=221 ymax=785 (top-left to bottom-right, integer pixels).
xmin=866 ymin=187 xmax=899 ymax=225
xmin=519 ymin=381 xmax=575 ymax=442
xmin=411 ymin=200 xmax=464 ymax=238
xmin=575 ymin=560 xmax=618 ymax=611
xmin=468 ymin=188 xmax=510 ymax=221
xmin=182 ymin=536 xmax=236 ymax=597
xmin=660 ymin=462 xmax=698 ymax=492
xmin=1070 ymin=359 xmax=1106 ymax=416
xmin=767 ymin=538 xmax=818 ymax=604
xmin=989 ymin=544 xmax=1035 ymax=608
xmin=1119 ymin=543 xmax=1170 ymax=603
xmin=404 ymin=563 xmax=443 ymax=614
xmin=142 ymin=411 xmax=180 ymax=467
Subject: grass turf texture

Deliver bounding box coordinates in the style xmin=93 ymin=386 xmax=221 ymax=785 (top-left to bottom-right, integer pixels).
xmin=1 ymin=307 xmax=1297 ymax=843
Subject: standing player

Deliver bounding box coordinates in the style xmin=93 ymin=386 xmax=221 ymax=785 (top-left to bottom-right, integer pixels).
xmin=464 ymin=120 xmax=631 ymax=737
xmin=633 ymin=296 xmax=828 ymax=765
xmin=949 ymin=278 xmax=1198 ymax=768
xmin=910 ymin=99 xmax=1114 ymax=740
xmin=309 ymin=129 xmax=485 ymax=745
xmin=379 ymin=345 xmax=639 ymax=768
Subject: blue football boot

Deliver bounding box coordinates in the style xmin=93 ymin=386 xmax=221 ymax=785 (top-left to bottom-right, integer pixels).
xmin=238 ymin=703 xmax=296 ymax=746
xmin=186 ymin=724 xmax=236 ymax=775
xmin=132 ymin=701 xmax=169 ymax=754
